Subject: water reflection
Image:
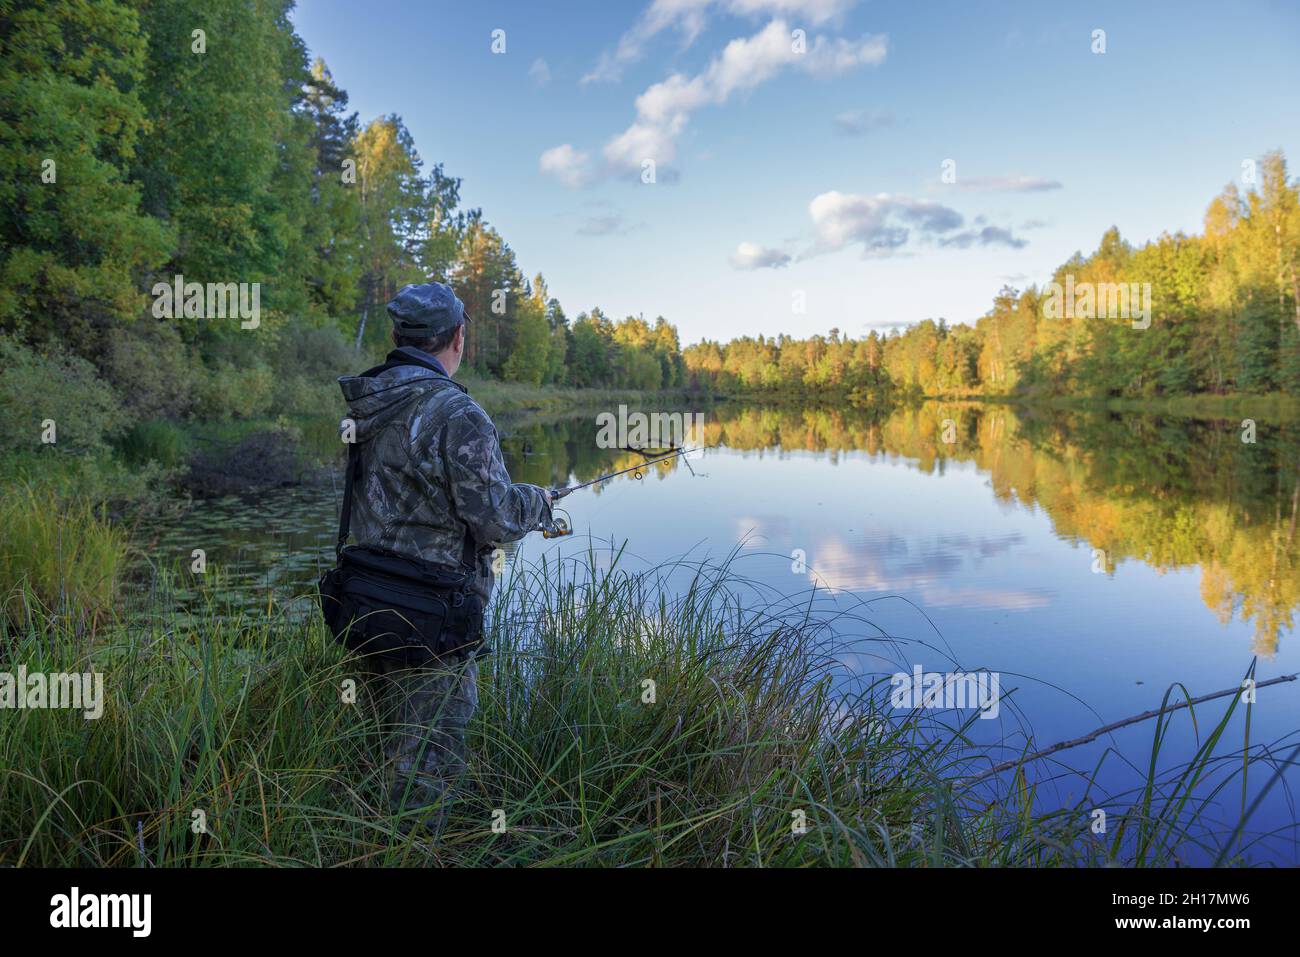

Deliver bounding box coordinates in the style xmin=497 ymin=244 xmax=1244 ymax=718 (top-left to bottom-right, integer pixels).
xmin=154 ymin=401 xmax=1299 ymax=658
xmin=143 ymin=400 xmax=1299 ymax=862
xmin=504 ymin=402 xmax=1298 ymax=656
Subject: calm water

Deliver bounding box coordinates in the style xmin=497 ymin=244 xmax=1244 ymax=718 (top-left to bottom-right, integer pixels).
xmin=152 ymin=400 xmax=1300 ymax=863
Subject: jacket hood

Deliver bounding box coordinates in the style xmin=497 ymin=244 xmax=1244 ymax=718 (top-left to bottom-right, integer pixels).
xmin=337 ymin=360 xmax=465 ymax=443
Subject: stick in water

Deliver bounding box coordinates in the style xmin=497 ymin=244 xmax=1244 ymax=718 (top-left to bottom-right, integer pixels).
xmin=964 ymin=673 xmax=1298 ymax=786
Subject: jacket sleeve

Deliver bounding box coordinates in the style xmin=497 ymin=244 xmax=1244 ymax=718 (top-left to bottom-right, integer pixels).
xmin=441 ymin=397 xmax=552 ymax=546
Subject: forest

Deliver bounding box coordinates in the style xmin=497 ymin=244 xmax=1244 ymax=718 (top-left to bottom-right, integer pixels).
xmin=684 ymin=154 xmax=1300 ymax=403
xmin=2 ymin=0 xmax=1295 ymax=466
xmin=0 ymin=0 xmax=687 ymax=457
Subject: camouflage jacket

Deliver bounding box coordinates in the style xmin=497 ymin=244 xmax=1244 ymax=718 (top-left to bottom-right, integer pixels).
xmin=338 ymin=348 xmax=551 ymax=604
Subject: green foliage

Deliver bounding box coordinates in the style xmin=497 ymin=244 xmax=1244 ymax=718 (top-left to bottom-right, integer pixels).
xmin=273 ymin=324 xmax=353 ymax=376
xmin=0 ymin=0 xmax=171 ymax=355
xmin=104 ymin=319 xmax=199 ymax=420
xmin=271 ymin=375 xmax=344 ymax=418
xmin=192 ymin=360 xmax=275 ymax=420
xmin=0 ymin=483 xmax=126 ymax=626
xmin=300 ymin=59 xmax=363 ymax=318
xmin=0 ymin=550 xmax=1275 ymax=867
xmin=0 ymin=0 xmax=689 ymax=408
xmin=1235 ymin=292 xmax=1282 ymax=393
xmin=500 ymin=283 xmax=551 ymax=385
xmin=134 ymin=0 xmax=301 ymax=285
xmin=686 ymin=154 xmax=1299 ymax=402
xmin=116 ymin=419 xmax=189 ymax=469
xmin=0 ymin=336 xmax=128 ymax=454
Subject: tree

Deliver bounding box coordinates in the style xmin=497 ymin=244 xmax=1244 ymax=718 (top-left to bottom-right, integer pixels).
xmin=0 ymin=0 xmax=170 ymax=357
xmin=501 ymin=275 xmax=550 ymax=385
xmin=452 ymin=218 xmax=521 ymax=373
xmin=299 ymin=58 xmax=362 ymax=321
xmin=352 ymin=115 xmax=428 ymax=350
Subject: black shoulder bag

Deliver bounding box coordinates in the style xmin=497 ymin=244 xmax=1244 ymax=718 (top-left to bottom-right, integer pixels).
xmin=317 ymin=438 xmax=485 ymax=666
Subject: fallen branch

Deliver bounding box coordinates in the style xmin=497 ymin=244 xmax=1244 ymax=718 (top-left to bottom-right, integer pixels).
xmin=964 ymin=673 xmax=1298 ymax=786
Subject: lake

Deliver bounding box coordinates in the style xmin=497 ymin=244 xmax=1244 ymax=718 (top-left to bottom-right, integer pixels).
xmin=151 ymin=399 xmax=1300 ymax=864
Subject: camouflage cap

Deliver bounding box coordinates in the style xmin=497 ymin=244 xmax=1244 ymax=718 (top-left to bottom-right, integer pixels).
xmin=386 ymin=282 xmax=471 ymax=338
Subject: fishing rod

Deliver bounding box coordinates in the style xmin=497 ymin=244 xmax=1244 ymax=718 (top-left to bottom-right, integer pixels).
xmin=538 ymin=446 xmax=702 ymax=538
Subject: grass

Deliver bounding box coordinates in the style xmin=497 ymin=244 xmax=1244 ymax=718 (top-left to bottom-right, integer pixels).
xmin=116 ymin=420 xmax=191 ymax=470
xmin=0 ymin=483 xmax=128 ymax=629
xmin=0 ymin=542 xmax=1294 ymax=867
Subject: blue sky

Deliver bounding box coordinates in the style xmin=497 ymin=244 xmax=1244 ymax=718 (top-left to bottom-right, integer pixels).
xmin=290 ymin=0 xmax=1300 ymax=345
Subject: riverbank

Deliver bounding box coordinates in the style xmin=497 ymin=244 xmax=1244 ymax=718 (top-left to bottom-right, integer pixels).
xmin=0 ymin=547 xmax=1268 ymax=867
xmin=458 ymin=370 xmax=707 ymax=420
xmin=0 ymin=374 xmax=707 ymax=505
xmin=2 ymin=396 xmax=1295 ymax=865
xmin=983 ymin=391 xmax=1300 ymax=423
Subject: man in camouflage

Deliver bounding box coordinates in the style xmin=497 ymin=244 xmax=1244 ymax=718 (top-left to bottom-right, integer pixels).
xmin=337 ymin=281 xmax=552 ymax=833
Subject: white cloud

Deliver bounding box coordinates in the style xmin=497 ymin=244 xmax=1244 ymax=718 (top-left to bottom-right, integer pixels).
xmin=584 ymin=0 xmax=856 ymax=85
xmin=937 ymin=225 xmax=1028 ymax=250
xmin=734 ymin=190 xmax=1028 ymax=259
xmin=833 ymin=108 xmax=894 ymax=135
xmin=953 ymin=174 xmax=1063 ymax=193
xmin=730 ymin=241 xmax=792 ymax=269
xmin=801 ymin=30 xmax=888 ymax=77
xmin=577 ymin=209 xmax=642 ymax=236
xmin=539 ymin=144 xmax=593 ymax=187
xmin=601 ymin=19 xmax=887 ymax=175
xmin=529 ymin=58 xmax=552 ymax=86
xmin=918 ymin=584 xmax=1050 ymax=610
xmin=808 ymin=191 xmax=964 ymax=256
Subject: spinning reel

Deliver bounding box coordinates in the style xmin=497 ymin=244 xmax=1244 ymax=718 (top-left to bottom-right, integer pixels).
xmin=540 ymin=507 xmax=574 ymax=539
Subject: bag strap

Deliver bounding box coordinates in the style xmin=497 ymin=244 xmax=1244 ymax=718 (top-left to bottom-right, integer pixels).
xmin=336 ymin=439 xmax=361 ymax=559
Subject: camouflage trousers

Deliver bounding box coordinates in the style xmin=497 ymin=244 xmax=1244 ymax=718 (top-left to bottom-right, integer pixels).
xmin=364 ymin=653 xmax=478 ymax=834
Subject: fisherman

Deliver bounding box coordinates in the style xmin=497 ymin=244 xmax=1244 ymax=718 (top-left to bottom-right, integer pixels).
xmin=336 ymin=281 xmax=552 ymax=833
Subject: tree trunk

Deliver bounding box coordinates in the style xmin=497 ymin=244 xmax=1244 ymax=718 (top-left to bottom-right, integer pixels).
xmin=354 ymin=278 xmax=370 ymax=352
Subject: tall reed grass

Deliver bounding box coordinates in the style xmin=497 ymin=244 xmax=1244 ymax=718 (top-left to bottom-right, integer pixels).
xmin=0 ymin=551 xmax=1292 ymax=866
xmin=0 ymin=483 xmax=127 ymax=629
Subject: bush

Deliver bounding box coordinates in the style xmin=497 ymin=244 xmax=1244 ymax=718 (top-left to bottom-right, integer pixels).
xmin=272 ymin=375 xmax=344 ymax=418
xmin=0 ymin=449 xmax=167 ymax=513
xmin=193 ymin=360 xmax=275 ymax=419
xmin=0 ymin=336 xmax=129 ymax=455
xmin=273 ymin=325 xmax=355 ymax=377
xmin=103 ymin=320 xmax=198 ymax=420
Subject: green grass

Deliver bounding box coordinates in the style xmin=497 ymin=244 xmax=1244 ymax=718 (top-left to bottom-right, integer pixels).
xmin=116 ymin=419 xmax=191 ymax=469
xmin=0 ymin=483 xmax=128 ymax=628
xmin=0 ymin=546 xmax=1290 ymax=867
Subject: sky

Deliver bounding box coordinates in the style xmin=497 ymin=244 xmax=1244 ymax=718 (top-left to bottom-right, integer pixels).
xmin=289 ymin=0 xmax=1300 ymax=345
